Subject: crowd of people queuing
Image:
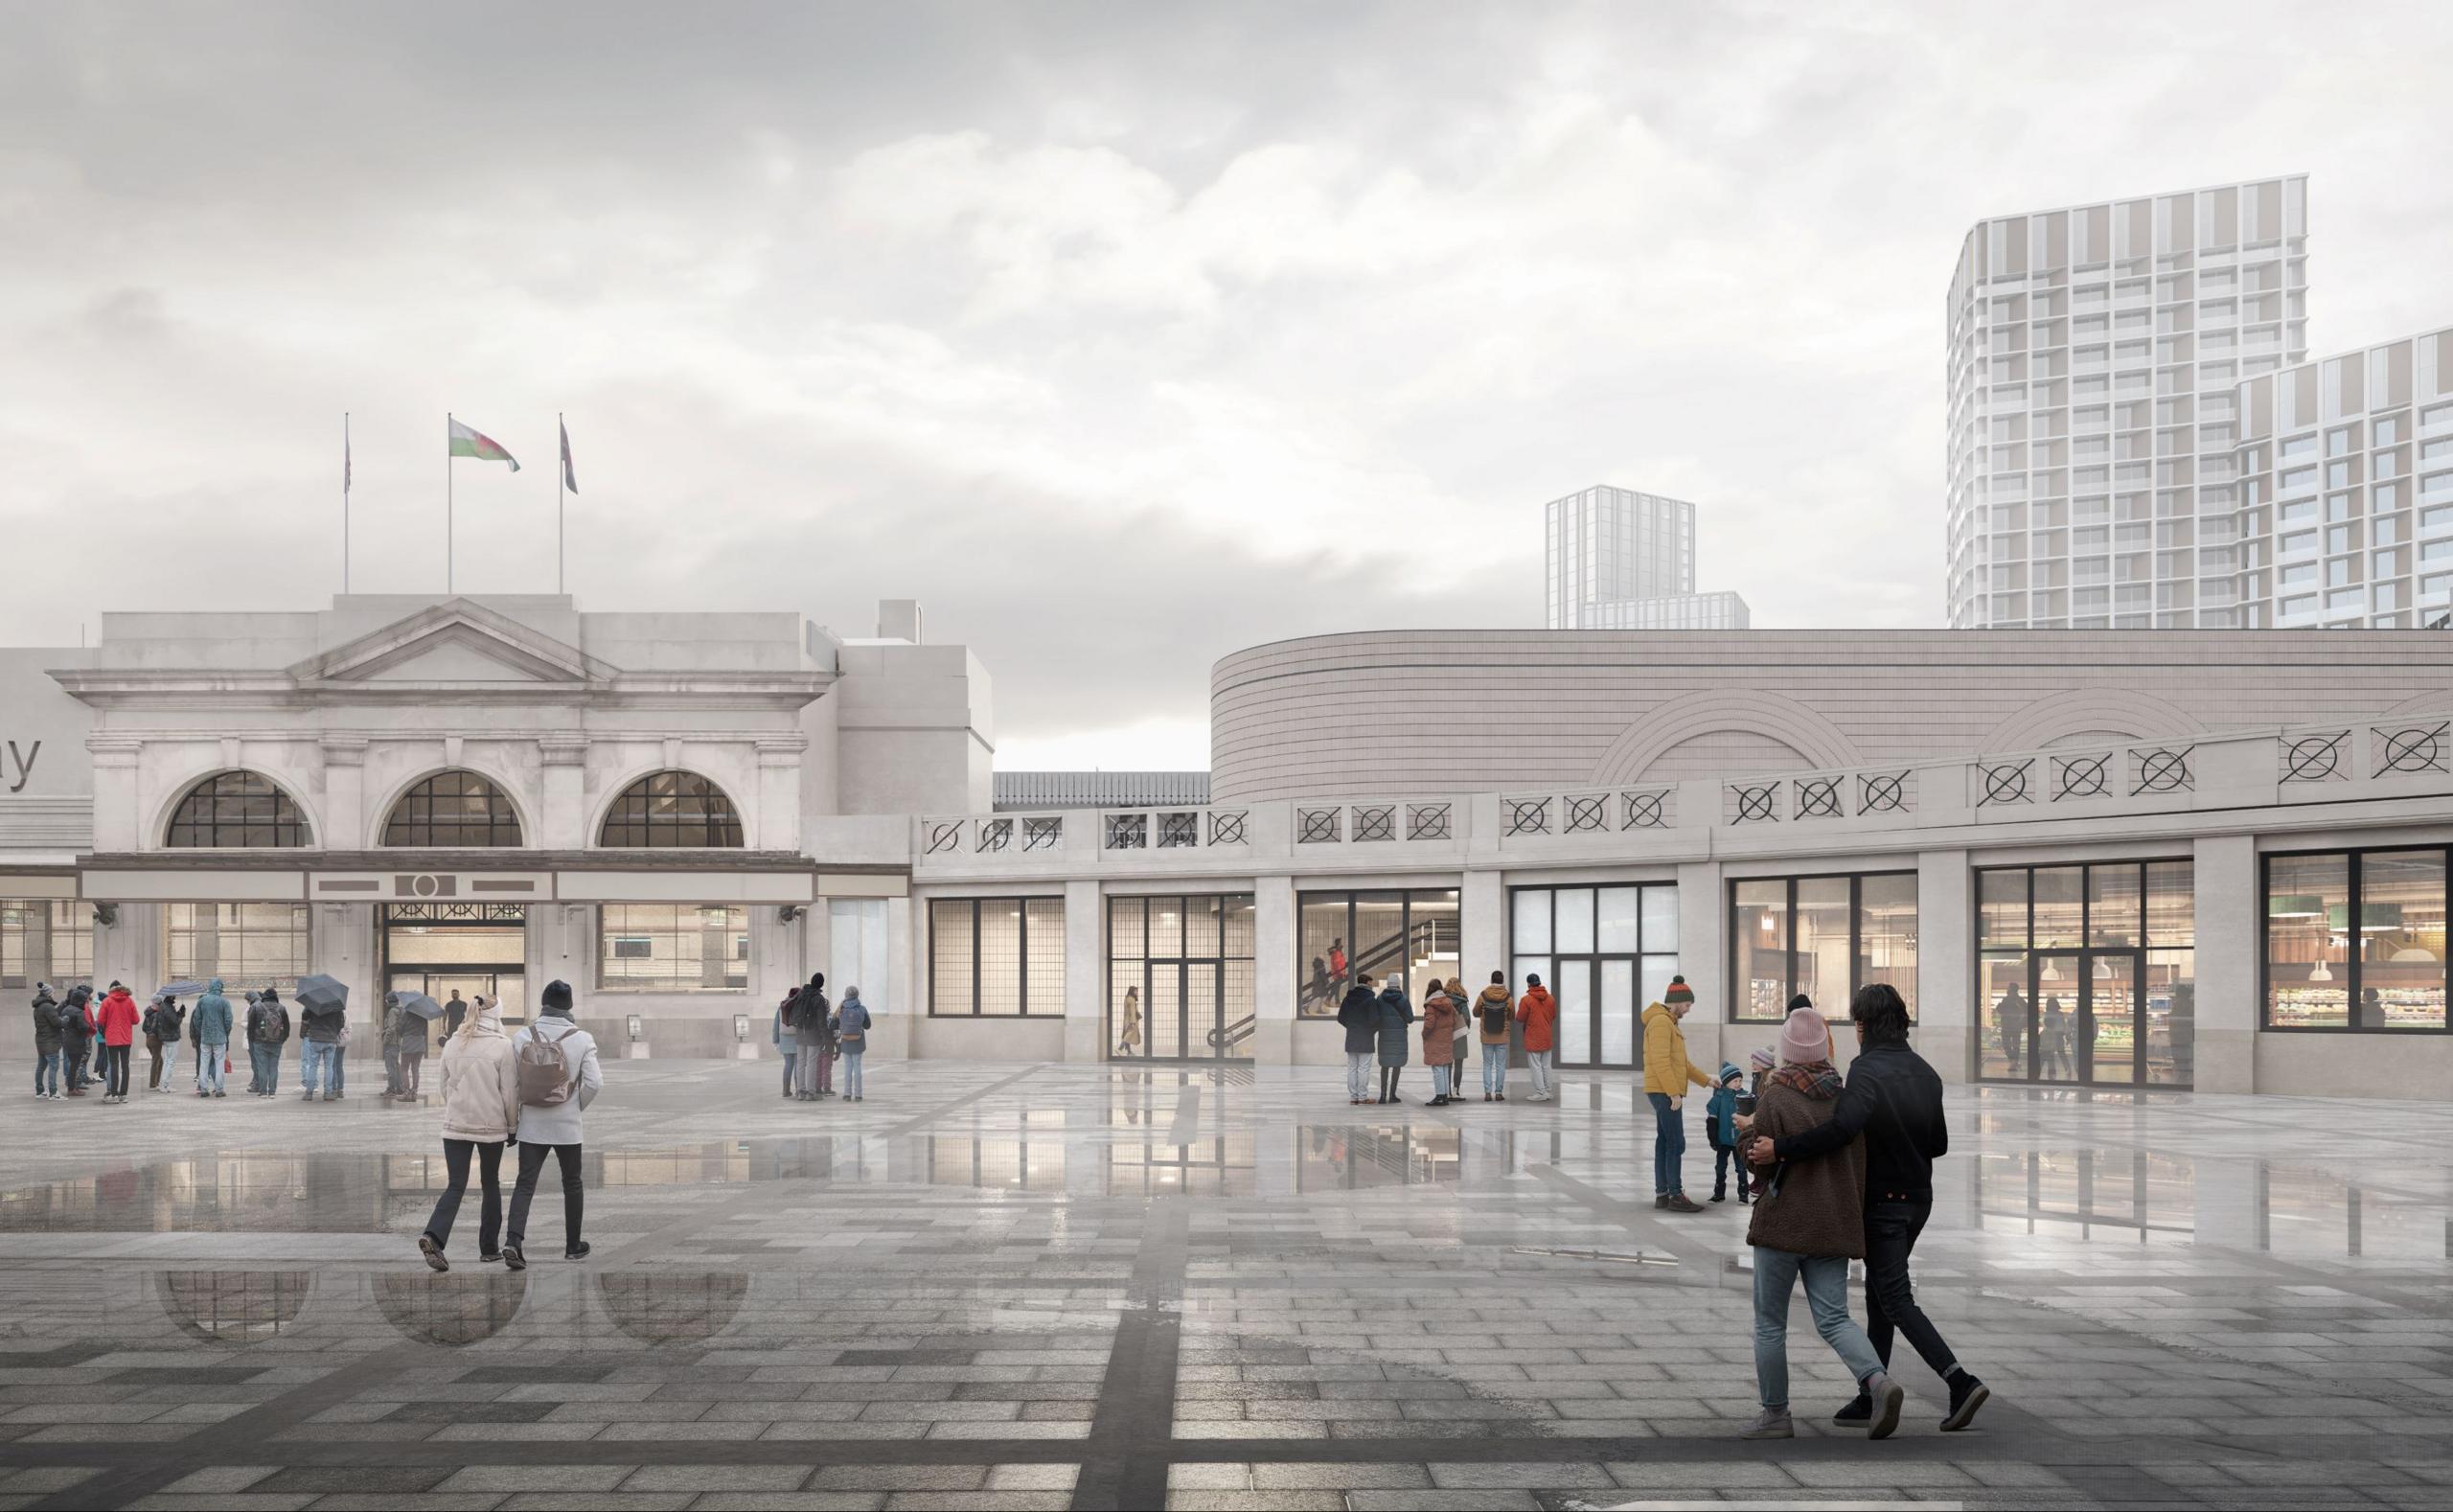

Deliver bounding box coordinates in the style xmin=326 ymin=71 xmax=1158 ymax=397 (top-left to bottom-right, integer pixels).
xmin=1334 ymin=966 xmax=1989 ymax=1442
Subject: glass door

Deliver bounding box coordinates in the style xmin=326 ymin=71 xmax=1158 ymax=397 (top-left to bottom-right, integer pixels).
xmin=2084 ymin=952 xmax=2139 ymax=1085
xmin=2031 ymin=953 xmax=2082 ymax=1083
xmin=1146 ymin=965 xmax=1183 ymax=1061
xmin=1553 ymin=959 xmax=1593 ymax=1068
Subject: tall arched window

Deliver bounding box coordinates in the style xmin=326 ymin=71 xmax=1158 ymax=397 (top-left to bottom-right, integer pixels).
xmin=382 ymin=771 xmax=523 ymax=847
xmin=599 ymin=770 xmax=745 ymax=848
xmin=165 ymin=772 xmax=313 ymax=848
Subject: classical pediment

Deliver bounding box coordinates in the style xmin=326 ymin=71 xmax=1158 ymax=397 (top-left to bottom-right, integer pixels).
xmin=288 ymin=599 xmax=620 ymax=689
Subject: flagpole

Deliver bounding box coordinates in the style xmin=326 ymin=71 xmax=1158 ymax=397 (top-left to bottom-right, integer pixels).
xmin=557 ymin=411 xmax=565 ymax=597
xmin=342 ymin=411 xmax=351 ymax=595
xmin=446 ymin=413 xmax=455 ymax=596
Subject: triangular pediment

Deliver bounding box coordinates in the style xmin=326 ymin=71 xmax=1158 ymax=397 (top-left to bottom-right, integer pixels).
xmin=290 ymin=599 xmax=620 ymax=688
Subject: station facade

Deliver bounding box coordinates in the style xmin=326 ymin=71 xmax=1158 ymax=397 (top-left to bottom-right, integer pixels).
xmin=4 ymin=598 xmax=2449 ymax=1098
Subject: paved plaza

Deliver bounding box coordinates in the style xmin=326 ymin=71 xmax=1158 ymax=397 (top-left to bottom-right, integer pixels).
xmin=0 ymin=1059 xmax=2446 ymax=1511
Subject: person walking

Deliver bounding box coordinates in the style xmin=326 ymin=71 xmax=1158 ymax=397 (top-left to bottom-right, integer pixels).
xmin=419 ymin=993 xmax=521 ymax=1271
xmin=189 ymin=979 xmax=232 ymax=1099
xmin=504 ymin=979 xmax=603 ymax=1269
xmin=1337 ymin=972 xmax=1379 ymax=1104
xmin=1739 ymin=1003 xmax=1905 ymax=1441
xmin=1992 ymin=982 xmax=2027 ymax=1075
xmin=1642 ymin=975 xmax=1711 ymax=1213
xmin=32 ymin=983 xmax=64 ymax=1100
xmin=1748 ymin=983 xmax=1989 ymax=1433
xmin=1515 ymin=974 xmax=1557 ymax=1101
xmin=1373 ymin=976 xmax=1413 ymax=1106
xmin=443 ymin=989 xmax=469 ymax=1040
xmin=97 ymin=982 xmax=142 ymax=1104
xmin=379 ymin=993 xmax=408 ymax=1100
xmin=399 ymin=996 xmax=431 ymax=1099
xmin=1474 ymin=972 xmax=1512 ymax=1102
xmin=2041 ymin=995 xmax=2072 ymax=1079
xmin=298 ymin=988 xmax=343 ymax=1101
xmin=1420 ymin=979 xmax=1458 ymax=1108
xmin=1326 ymin=938 xmax=1347 ymax=999
xmin=791 ymin=973 xmax=830 ymax=1102
xmin=772 ymin=987 xmax=799 ymax=1099
xmin=246 ymin=989 xmax=289 ymax=1097
xmin=835 ymin=987 xmax=871 ymax=1101
xmin=1116 ymin=985 xmax=1142 ymax=1057
xmin=57 ymin=986 xmax=93 ymax=1096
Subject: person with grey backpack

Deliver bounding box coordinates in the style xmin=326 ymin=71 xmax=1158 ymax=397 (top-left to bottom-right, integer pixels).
xmin=503 ymin=979 xmax=603 ymax=1270
xmin=834 ymin=986 xmax=871 ymax=1102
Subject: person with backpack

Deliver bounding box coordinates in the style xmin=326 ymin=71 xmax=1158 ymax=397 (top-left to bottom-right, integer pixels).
xmin=503 ymin=979 xmax=603 ymax=1269
xmin=32 ymin=983 xmax=64 ymax=1100
xmin=420 ymin=992 xmax=520 ymax=1272
xmin=189 ymin=979 xmax=233 ymax=1099
xmin=145 ymin=992 xmax=185 ymax=1091
xmin=772 ymin=987 xmax=800 ymax=1099
xmin=835 ymin=986 xmax=872 ymax=1101
xmin=57 ymin=986 xmax=93 ymax=1096
xmin=791 ymin=972 xmax=830 ymax=1102
xmin=1337 ymin=971 xmax=1379 ymax=1105
xmin=1515 ymin=974 xmax=1558 ymax=1102
xmin=246 ymin=989 xmax=290 ymax=1097
xmin=1474 ymin=972 xmax=1513 ymax=1102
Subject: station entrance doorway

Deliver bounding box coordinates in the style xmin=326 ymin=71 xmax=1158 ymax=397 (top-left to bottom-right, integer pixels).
xmin=380 ymin=903 xmax=530 ymax=1024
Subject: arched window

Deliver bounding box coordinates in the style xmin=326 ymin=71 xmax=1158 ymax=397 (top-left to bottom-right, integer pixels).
xmin=599 ymin=770 xmax=745 ymax=848
xmin=165 ymin=772 xmax=313 ymax=848
xmin=382 ymin=771 xmax=523 ymax=848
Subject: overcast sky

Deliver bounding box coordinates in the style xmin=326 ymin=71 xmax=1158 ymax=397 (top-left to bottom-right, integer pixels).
xmin=6 ymin=3 xmax=2450 ymax=767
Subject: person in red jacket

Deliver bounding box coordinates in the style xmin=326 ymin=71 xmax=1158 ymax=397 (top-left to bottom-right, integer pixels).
xmin=1516 ymin=974 xmax=1559 ymax=1103
xmin=94 ymin=984 xmax=141 ymax=1105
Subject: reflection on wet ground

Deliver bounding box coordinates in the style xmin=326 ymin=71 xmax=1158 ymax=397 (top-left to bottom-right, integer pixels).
xmin=156 ymin=1268 xmax=753 ymax=1347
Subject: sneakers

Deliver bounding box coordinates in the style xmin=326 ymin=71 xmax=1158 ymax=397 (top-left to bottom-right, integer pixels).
xmin=1654 ymin=1195 xmax=1669 ymax=1209
xmin=564 ymin=1242 xmax=592 ymax=1261
xmin=302 ymin=1090 xmax=316 ymax=1102
xmin=418 ymin=1234 xmax=447 ymax=1273
xmin=1833 ymin=1390 xmax=1871 ymax=1426
xmin=1709 ymin=1192 xmax=1727 ymax=1203
xmin=1941 ymin=1372 xmax=1990 ymax=1432
xmin=501 ymin=1245 xmax=526 ymax=1271
xmin=1739 ymin=1408 xmax=1794 ymax=1439
xmin=1864 ymin=1371 xmax=1905 ymax=1440
xmin=1662 ymin=1195 xmax=1706 ymax=1214
xmin=480 ymin=1250 xmax=504 ymax=1264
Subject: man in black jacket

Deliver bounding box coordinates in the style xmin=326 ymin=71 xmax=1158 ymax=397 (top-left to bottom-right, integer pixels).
xmin=1335 ymin=973 xmax=1378 ymax=1106
xmin=1747 ymin=982 xmax=1988 ymax=1433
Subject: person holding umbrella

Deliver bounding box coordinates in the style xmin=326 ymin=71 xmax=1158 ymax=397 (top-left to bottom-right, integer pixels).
xmin=295 ymin=974 xmax=350 ymax=1102
xmin=394 ymin=991 xmax=440 ymax=1101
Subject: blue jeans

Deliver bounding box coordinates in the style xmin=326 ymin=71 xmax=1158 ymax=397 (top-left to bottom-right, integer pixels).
xmin=780 ymin=1051 xmax=796 ymax=1095
xmin=250 ymin=1042 xmax=280 ymax=1093
xmin=1647 ymin=1091 xmax=1687 ymax=1196
xmin=1480 ymin=1040 xmax=1506 ymax=1096
xmin=159 ymin=1039 xmax=180 ymax=1088
xmin=301 ymin=1040 xmax=341 ymax=1095
xmin=842 ymin=1049 xmax=864 ymax=1097
xmin=1432 ymin=1064 xmax=1452 ymax=1099
xmin=1345 ymin=1051 xmax=1373 ymax=1100
xmin=1753 ymin=1247 xmax=1883 ymax=1411
xmin=34 ymin=1050 xmax=59 ymax=1095
xmin=196 ymin=1046 xmax=226 ymax=1094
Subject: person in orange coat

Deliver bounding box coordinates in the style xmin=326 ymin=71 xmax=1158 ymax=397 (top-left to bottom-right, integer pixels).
xmin=93 ymin=983 xmax=141 ymax=1105
xmin=1515 ymin=974 xmax=1558 ymax=1102
xmin=1419 ymin=981 xmax=1459 ymax=1107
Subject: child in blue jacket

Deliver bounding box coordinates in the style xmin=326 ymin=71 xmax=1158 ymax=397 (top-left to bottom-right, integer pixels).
xmin=1704 ymin=1061 xmax=1748 ymax=1204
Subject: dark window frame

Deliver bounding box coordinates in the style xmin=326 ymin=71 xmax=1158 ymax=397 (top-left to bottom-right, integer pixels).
xmin=599 ymin=770 xmax=745 ymax=849
xmin=2260 ymin=845 xmax=2452 ymax=1034
xmin=164 ymin=771 xmax=313 ymax=849
xmin=1107 ymin=893 xmax=1257 ymax=1061
xmin=928 ymin=896 xmax=1064 ymax=1017
xmin=1726 ymin=870 xmax=1918 ymax=1024
xmin=381 ymin=770 xmax=523 ymax=848
xmin=1974 ymin=858 xmax=2196 ymax=1086
xmin=1505 ymin=882 xmax=1680 ymax=1069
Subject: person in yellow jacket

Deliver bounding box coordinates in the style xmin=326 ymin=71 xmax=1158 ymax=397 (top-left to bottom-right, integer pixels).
xmin=1642 ymin=975 xmax=1713 ymax=1212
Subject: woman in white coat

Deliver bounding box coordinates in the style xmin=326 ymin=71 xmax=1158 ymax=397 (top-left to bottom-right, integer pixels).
xmin=503 ymin=979 xmax=603 ymax=1271
xmin=419 ymin=995 xmax=520 ymax=1271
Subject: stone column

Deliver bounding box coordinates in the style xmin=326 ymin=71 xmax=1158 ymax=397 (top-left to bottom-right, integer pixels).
xmin=87 ymin=738 xmax=142 ymax=852
xmin=754 ymin=738 xmax=807 ymax=851
xmin=2191 ymin=833 xmax=2258 ymax=1093
xmin=318 ymin=738 xmax=367 ymax=849
xmin=1916 ymin=848 xmax=1973 ymax=1083
xmin=1675 ymin=859 xmax=1725 ymax=1070
xmin=1250 ymin=876 xmax=1295 ymax=1066
xmin=1459 ymin=867 xmax=1504 ymax=990
xmin=539 ymin=735 xmax=588 ymax=849
xmin=1062 ymin=878 xmax=1103 ymax=1065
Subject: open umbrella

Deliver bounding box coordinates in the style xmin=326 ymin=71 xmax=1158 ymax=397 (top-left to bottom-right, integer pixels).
xmin=154 ymin=979 xmax=207 ymax=999
xmin=296 ymin=974 xmax=350 ymax=1016
xmin=396 ymin=991 xmax=443 ymax=1021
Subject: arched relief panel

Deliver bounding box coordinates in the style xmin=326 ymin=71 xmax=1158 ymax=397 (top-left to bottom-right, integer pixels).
xmin=1589 ymin=690 xmax=1860 ymax=787
xmin=1982 ymin=689 xmax=2199 ymax=753
xmin=2382 ymin=688 xmax=2453 ymax=717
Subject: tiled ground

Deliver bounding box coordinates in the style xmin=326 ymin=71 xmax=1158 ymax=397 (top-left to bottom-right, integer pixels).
xmin=0 ymin=1058 xmax=2447 ymax=1509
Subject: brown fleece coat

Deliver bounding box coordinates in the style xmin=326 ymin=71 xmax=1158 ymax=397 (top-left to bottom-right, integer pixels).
xmin=1742 ymin=1067 xmax=1868 ymax=1259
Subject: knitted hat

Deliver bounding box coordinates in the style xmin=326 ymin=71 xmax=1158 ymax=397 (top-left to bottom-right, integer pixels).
xmin=1663 ymin=975 xmax=1694 ymax=1007
xmin=1777 ymin=1005 xmax=1830 ymax=1066
xmin=541 ymin=979 xmax=574 ymax=1012
xmin=1717 ymin=1061 xmax=1745 ymax=1086
xmin=1748 ymin=1045 xmax=1776 ymax=1072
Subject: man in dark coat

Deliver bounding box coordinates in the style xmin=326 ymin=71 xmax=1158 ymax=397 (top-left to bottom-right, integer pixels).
xmin=32 ymin=984 xmax=64 ymax=1098
xmin=1335 ymin=972 xmax=1379 ymax=1105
